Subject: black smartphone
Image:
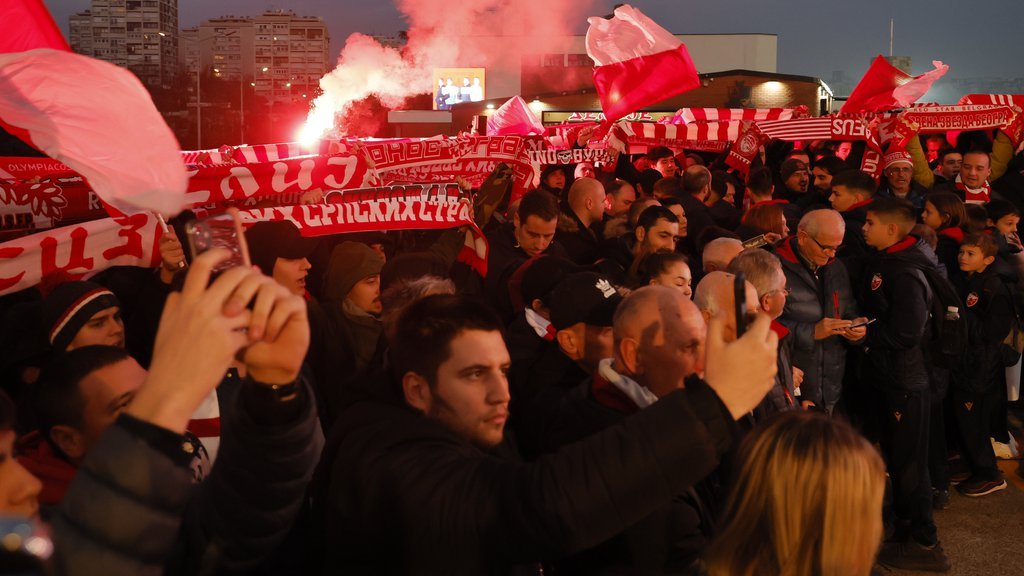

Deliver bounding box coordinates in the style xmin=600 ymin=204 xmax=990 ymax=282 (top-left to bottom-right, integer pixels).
xmin=734 ymin=271 xmax=748 ymax=337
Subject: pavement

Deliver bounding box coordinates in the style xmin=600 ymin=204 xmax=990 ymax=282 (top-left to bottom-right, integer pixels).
xmin=878 ymin=405 xmax=1024 ymax=575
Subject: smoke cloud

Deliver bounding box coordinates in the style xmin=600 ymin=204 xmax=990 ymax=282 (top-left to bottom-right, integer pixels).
xmin=302 ymin=0 xmax=600 ymax=139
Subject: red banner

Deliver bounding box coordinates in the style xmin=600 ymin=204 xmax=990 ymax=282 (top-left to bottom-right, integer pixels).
xmin=0 ymin=184 xmax=482 ymax=296
xmin=0 ymin=212 xmax=160 ymax=295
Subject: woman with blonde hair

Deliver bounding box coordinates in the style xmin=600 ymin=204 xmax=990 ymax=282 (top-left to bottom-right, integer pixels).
xmin=705 ymin=412 xmax=886 ymax=576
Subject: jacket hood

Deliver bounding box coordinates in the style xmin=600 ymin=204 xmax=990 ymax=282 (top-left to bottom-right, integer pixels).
xmin=882 ymin=235 xmax=936 ymax=269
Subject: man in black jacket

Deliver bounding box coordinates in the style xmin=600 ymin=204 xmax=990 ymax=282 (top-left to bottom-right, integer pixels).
xmin=535 ymin=285 xmax=723 ymax=574
xmin=323 ymin=293 xmax=779 ymax=575
xmin=860 ymin=198 xmax=950 ymax=572
xmin=829 ymin=169 xmax=877 ymax=291
xmin=555 ymin=177 xmax=606 ymax=265
xmin=486 ymin=189 xmax=568 ymax=321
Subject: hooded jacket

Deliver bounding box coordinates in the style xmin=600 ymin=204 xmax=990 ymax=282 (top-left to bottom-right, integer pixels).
xmin=859 ymin=236 xmax=934 ymax=392
xmin=773 ymin=236 xmax=859 ymax=408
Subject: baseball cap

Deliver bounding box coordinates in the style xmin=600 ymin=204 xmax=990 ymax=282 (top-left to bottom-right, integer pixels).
xmin=549 ymin=272 xmax=623 ymax=330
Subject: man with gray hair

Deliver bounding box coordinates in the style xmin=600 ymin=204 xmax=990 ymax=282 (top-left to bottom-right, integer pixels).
xmin=702 ymin=237 xmax=744 ymax=274
xmin=773 ymin=209 xmax=866 ymax=412
xmin=728 ymin=249 xmax=801 ymax=418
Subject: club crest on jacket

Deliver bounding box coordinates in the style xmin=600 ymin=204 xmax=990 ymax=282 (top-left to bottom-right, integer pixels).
xmin=871 ymin=273 xmax=883 ymax=291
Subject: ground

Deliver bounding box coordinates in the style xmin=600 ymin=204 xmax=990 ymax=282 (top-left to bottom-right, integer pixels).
xmin=880 ymin=405 xmax=1024 ymax=575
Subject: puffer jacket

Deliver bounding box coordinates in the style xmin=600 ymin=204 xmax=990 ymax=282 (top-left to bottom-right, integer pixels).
xmin=51 ymin=380 xmax=322 ymax=576
xmin=773 ymin=236 xmax=859 ymax=408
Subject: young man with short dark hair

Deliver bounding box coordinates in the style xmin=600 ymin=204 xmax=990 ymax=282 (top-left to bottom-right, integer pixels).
xmin=860 ymin=197 xmax=950 ymax=572
xmin=485 ymin=189 xmax=568 ymax=320
xmin=322 ymin=293 xmax=780 ymax=574
xmin=829 ymin=169 xmax=877 ymax=288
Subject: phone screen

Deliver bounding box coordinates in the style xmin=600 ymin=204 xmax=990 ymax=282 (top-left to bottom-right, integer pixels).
xmin=185 ymin=213 xmax=250 ymax=275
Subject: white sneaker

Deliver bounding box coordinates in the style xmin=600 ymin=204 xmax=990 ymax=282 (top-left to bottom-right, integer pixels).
xmin=991 ymin=432 xmax=1019 ymax=460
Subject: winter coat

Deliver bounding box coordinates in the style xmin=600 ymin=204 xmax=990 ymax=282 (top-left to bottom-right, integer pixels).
xmin=485 ymin=222 xmax=568 ymax=322
xmin=836 ymin=198 xmax=874 ymax=292
xmin=532 ymin=373 xmax=722 ymax=576
xmin=756 ymin=321 xmax=799 ymax=418
xmin=555 ymin=205 xmax=603 ymax=265
xmin=321 ymin=378 xmax=736 ymax=575
xmin=954 ymin=266 xmax=1014 ymax=392
xmin=859 ymin=236 xmax=934 ymax=392
xmin=773 ymin=236 xmax=859 ymax=408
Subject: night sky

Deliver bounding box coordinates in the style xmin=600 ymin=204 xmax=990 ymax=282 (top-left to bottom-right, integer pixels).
xmin=44 ymin=0 xmax=1024 ymax=88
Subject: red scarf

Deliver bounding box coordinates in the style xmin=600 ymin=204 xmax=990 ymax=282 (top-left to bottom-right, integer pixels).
xmin=956 ymin=174 xmax=991 ymax=205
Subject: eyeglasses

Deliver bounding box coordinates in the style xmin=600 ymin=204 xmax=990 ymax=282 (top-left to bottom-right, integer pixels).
xmin=807 ymin=234 xmax=841 ymax=254
xmin=765 ymin=288 xmax=791 ymax=297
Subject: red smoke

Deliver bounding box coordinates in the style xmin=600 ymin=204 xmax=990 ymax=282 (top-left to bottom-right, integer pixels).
xmin=301 ymin=0 xmax=598 ymax=139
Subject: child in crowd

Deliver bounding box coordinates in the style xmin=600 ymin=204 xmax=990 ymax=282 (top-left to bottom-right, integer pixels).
xmin=951 ymin=233 xmax=1011 ymax=497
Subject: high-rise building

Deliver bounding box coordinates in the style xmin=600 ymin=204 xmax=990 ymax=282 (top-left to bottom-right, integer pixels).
xmin=69 ymin=0 xmax=179 ymax=89
xmin=182 ymin=10 xmax=330 ymax=105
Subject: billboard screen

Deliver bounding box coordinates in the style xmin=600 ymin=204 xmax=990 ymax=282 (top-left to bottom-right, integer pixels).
xmin=433 ymin=68 xmax=485 ymax=110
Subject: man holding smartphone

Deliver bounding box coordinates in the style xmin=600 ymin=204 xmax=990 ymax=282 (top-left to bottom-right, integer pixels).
xmin=772 ymin=210 xmax=865 ymax=413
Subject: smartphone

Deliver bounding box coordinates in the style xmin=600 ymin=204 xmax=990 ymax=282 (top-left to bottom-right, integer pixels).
xmin=185 ymin=212 xmax=250 ymax=275
xmin=734 ymin=271 xmax=748 ymax=337
xmin=849 ymin=318 xmax=876 ymax=329
xmin=742 ymin=234 xmax=768 ymax=250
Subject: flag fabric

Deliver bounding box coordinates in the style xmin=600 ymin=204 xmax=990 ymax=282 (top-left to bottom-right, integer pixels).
xmin=0 ymin=49 xmax=188 ymax=216
xmin=487 ymin=96 xmax=544 ymax=136
xmin=586 ymin=5 xmax=700 ymax=126
xmin=666 ymin=106 xmax=808 ymax=125
xmin=840 ymin=55 xmax=948 ymax=114
xmin=0 ymin=0 xmax=69 ymax=54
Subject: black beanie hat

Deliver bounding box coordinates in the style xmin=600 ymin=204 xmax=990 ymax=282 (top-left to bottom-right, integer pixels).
xmin=42 ymin=281 xmax=120 ymax=352
xmin=244 ymin=220 xmax=319 ymax=276
xmin=322 ymin=242 xmax=385 ymax=304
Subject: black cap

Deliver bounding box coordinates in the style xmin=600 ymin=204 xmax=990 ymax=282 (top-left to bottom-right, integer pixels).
xmin=244 ymin=221 xmax=319 ymax=276
xmin=549 ymin=272 xmax=623 ymax=330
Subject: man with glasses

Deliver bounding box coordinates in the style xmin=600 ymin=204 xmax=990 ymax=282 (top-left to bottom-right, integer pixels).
xmin=772 ymin=209 xmax=866 ymax=413
xmin=878 ymin=150 xmax=928 ymax=211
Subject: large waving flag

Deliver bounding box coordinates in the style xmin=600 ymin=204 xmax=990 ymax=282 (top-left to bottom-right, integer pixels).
xmin=840 ymin=55 xmax=949 ymax=114
xmin=0 ymin=0 xmax=69 ymax=53
xmin=0 ymin=1 xmax=188 ymax=217
xmin=586 ymin=4 xmax=700 ymax=127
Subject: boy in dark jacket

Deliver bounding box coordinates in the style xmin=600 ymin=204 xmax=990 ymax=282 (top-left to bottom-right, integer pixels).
xmin=860 ymin=198 xmax=950 ymax=572
xmin=951 ymin=233 xmax=1011 ymax=497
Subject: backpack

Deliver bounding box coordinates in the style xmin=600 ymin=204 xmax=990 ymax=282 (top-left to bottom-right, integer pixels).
xmin=913 ymin=265 xmax=968 ymax=369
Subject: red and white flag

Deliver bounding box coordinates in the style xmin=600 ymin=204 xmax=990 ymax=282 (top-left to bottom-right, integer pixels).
xmin=487 ymin=96 xmax=544 ymax=136
xmin=586 ymin=4 xmax=700 ymax=127
xmin=840 ymin=55 xmax=948 ymax=114
xmin=0 ymin=0 xmax=68 ymax=54
xmin=0 ymin=2 xmax=187 ymax=217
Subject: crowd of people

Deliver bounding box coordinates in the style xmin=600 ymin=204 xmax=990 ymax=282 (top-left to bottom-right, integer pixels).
xmin=1 ymin=122 xmax=1023 ymax=575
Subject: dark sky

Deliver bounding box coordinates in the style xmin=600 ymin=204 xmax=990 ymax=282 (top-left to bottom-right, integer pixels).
xmin=45 ymin=0 xmax=1024 ymax=84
